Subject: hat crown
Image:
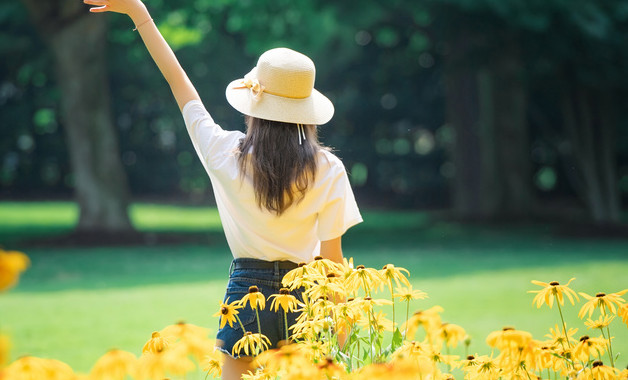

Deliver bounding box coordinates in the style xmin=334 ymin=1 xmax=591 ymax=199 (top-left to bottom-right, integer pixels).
xmin=256 ymin=48 xmax=315 ymax=99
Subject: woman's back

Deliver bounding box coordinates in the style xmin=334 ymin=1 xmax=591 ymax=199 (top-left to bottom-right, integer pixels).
xmin=183 ymin=100 xmax=361 ymax=263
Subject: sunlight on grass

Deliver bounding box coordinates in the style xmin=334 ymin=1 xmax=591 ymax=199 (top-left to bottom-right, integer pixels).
xmin=129 ymin=203 xmax=222 ymax=232
xmin=2 ymin=281 xmax=227 ymax=373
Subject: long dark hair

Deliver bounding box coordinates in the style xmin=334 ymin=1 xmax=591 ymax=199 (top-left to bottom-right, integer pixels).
xmin=237 ymin=116 xmax=326 ymax=215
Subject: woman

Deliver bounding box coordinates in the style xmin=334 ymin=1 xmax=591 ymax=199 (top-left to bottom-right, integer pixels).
xmin=84 ymin=0 xmax=362 ymax=378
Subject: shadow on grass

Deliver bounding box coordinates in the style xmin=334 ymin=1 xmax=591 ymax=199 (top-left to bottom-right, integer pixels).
xmin=3 ymin=203 xmax=627 ymax=293
xmin=10 ymin=221 xmax=628 ymax=294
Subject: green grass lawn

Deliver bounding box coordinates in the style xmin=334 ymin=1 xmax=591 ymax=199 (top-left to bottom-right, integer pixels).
xmin=1 ymin=202 xmax=628 ymax=376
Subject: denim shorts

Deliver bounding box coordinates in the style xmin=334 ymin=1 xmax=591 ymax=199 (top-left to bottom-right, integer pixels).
xmin=215 ymin=258 xmax=304 ymax=358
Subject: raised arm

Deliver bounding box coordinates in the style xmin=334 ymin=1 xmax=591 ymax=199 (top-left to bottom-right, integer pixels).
xmin=84 ymin=0 xmax=200 ymax=110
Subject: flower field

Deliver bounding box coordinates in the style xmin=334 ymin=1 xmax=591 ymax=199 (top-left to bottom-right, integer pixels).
xmin=1 ymin=202 xmax=627 ymax=379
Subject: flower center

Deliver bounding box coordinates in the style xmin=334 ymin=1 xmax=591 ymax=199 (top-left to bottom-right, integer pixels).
xmin=580 ymin=335 xmax=589 ymax=342
xmin=326 ymin=273 xmax=337 ymax=278
xmin=502 ymin=327 xmax=514 ymax=331
xmin=364 ymin=296 xmax=372 ymax=301
xmin=356 ymin=265 xmax=365 ymax=269
xmin=298 ymin=262 xmax=306 ymax=267
xmin=467 ymin=355 xmax=475 ymax=360
xmin=549 ymin=281 xmax=559 ymax=286
xmin=248 ymin=286 xmax=259 ymax=293
xmin=279 ymin=288 xmax=290 ymax=295
xmin=221 ymin=306 xmax=229 ymax=315
xmin=592 ymin=360 xmax=603 ymax=368
xmin=596 ymin=292 xmax=606 ymax=297
xmin=314 ymin=256 xmax=323 ymax=260
xmin=151 ymin=331 xmax=160 ymax=338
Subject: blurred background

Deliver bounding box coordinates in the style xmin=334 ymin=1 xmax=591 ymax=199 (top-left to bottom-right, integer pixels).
xmin=1 ymin=0 xmax=628 ymax=375
xmin=2 ymin=0 xmax=628 ymax=228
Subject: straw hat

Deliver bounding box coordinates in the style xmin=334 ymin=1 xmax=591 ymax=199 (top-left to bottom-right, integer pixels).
xmin=225 ymin=48 xmax=334 ymax=125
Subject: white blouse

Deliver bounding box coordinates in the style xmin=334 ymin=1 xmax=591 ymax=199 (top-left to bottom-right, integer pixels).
xmin=182 ymin=100 xmax=362 ymax=263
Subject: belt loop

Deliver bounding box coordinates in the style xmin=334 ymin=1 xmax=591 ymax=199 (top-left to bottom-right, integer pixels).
xmin=229 ymin=260 xmax=235 ymax=276
xmin=273 ymin=261 xmax=280 ymax=277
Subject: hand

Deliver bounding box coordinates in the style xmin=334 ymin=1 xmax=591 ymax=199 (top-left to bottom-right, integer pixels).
xmin=83 ymin=0 xmax=146 ymax=17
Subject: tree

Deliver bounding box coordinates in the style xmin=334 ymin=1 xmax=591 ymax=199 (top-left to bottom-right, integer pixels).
xmin=20 ymin=0 xmax=132 ymax=231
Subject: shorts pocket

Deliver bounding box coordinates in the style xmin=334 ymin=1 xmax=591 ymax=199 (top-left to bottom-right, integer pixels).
xmin=223 ymin=279 xmax=257 ymax=332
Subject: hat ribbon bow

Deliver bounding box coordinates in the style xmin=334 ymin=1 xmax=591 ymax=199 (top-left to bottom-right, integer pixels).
xmin=233 ymin=77 xmax=265 ymax=101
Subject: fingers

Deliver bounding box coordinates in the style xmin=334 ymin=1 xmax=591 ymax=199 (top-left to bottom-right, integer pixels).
xmin=83 ymin=0 xmax=109 ymax=12
xmin=89 ymin=5 xmax=110 ymax=13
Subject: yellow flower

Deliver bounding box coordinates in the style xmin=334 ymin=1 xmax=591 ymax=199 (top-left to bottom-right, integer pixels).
xmin=576 ymin=360 xmax=619 ymax=380
xmin=486 ymin=327 xmax=532 ymax=351
xmin=344 ymin=265 xmax=384 ymax=295
xmin=619 ymin=368 xmax=628 ymax=380
xmin=255 ymin=344 xmax=314 ymax=377
xmin=461 ymin=354 xmax=501 ymax=380
xmin=90 ymin=349 xmax=137 ymax=380
xmin=202 ymin=349 xmax=224 ymax=379
xmin=358 ymin=310 xmax=393 ymax=333
xmin=213 ymin=298 xmax=243 ymax=329
xmin=332 ymin=300 xmax=361 ymax=331
xmin=306 ymin=255 xmax=342 ymax=275
xmin=353 ymin=296 xmax=392 ymax=314
xmin=290 ymin=316 xmax=327 ymax=340
xmin=269 ymin=288 xmax=299 ymax=313
xmin=305 ymin=274 xmax=345 ymax=301
xmin=0 ymin=249 xmax=30 ymax=291
xmin=394 ymin=285 xmax=428 ymax=302
xmin=584 ymin=314 xmax=615 ymax=330
xmin=380 ymin=264 xmax=411 ymax=290
xmin=578 ymin=289 xmax=628 ymax=319
xmin=619 ymin=303 xmax=628 ymax=327
xmin=136 ymin=344 xmax=195 ymax=380
xmin=3 ymin=356 xmax=74 ymax=380
xmin=142 ymin=331 xmax=171 ymax=354
xmin=545 ymin=324 xmax=578 ymax=348
xmin=402 ymin=305 xmax=443 ymax=340
xmin=300 ymin=339 xmax=330 ymax=361
xmin=232 ymin=332 xmax=271 ymax=356
xmin=159 ymin=321 xmax=213 ymax=360
xmin=160 ymin=321 xmax=209 ymax=340
xmin=528 ymin=278 xmax=579 ymax=308
xmin=573 ymin=335 xmax=606 ymax=362
xmin=439 ymin=323 xmax=467 ymax=348
xmin=282 ymin=263 xmax=310 ymax=290
xmin=317 ymin=357 xmax=346 ymax=379
xmin=240 ymin=286 xmax=266 ymax=310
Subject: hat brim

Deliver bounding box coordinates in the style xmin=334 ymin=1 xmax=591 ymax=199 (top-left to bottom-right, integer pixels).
xmin=225 ymin=78 xmax=335 ymax=126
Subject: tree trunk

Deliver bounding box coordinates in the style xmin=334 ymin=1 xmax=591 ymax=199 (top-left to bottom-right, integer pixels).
xmin=561 ymin=84 xmax=621 ymax=224
xmin=487 ymin=43 xmax=532 ymax=217
xmin=21 ymin=0 xmax=132 ymax=231
xmin=444 ymin=41 xmax=484 ymax=220
xmin=445 ymin=32 xmax=532 ymax=220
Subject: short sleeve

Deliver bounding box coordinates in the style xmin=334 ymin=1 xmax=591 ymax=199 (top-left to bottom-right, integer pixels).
xmin=317 ymin=163 xmax=363 ymax=241
xmin=182 ymin=100 xmax=244 ymax=170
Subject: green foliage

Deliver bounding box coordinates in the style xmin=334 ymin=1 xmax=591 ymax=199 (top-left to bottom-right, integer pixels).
xmin=2 ymin=0 xmax=628 ymax=210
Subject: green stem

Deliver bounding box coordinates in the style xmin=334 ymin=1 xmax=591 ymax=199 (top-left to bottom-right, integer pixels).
xmin=388 ymin=280 xmax=395 ymax=329
xmin=255 ymin=307 xmax=262 ymax=355
xmin=283 ymin=310 xmax=289 ymax=343
xmin=600 ymin=326 xmax=615 ymax=367
xmin=367 ymin=308 xmax=374 ymax=363
xmin=361 ymin=276 xmax=371 ymax=298
xmin=405 ymin=300 xmax=410 ymax=339
xmin=235 ymin=314 xmax=247 ymax=333
xmin=556 ymin=301 xmax=571 ymax=350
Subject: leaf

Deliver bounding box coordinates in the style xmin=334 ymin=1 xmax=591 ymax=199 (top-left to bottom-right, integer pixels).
xmin=391 ymin=327 xmax=404 ymax=351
